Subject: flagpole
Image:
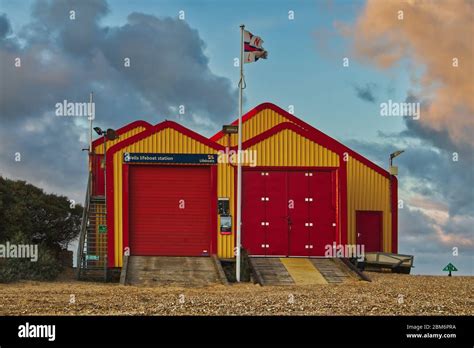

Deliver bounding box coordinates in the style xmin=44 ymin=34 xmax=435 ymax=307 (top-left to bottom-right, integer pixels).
xmin=89 ymin=92 xmax=93 ymax=159
xmin=236 ymin=24 xmax=244 ymax=282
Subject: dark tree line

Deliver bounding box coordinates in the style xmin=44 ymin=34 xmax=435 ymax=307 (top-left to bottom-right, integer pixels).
xmin=0 ymin=177 xmax=82 ymax=282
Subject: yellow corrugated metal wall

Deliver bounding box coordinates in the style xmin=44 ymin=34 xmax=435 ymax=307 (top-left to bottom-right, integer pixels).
xmin=246 ymin=129 xmax=339 ymax=167
xmin=347 ymin=157 xmax=392 ymax=252
xmin=217 ymin=108 xmax=295 ymax=146
xmin=217 ymin=164 xmax=234 ymax=259
xmin=112 ymin=127 xmax=235 ymax=267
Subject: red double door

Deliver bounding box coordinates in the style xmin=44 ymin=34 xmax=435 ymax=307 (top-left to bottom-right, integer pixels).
xmin=242 ymin=170 xmax=337 ymax=256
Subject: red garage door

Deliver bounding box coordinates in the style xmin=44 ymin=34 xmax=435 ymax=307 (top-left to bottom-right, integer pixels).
xmin=129 ymin=165 xmax=212 ymax=256
xmin=243 ymin=170 xmax=337 ymax=257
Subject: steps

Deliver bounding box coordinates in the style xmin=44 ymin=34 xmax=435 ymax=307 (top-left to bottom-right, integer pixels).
xmin=309 ymin=258 xmax=351 ymax=284
xmin=123 ymin=256 xmax=226 ymax=287
xmin=77 ymin=195 xmax=107 ymax=281
xmin=249 ymin=257 xmax=359 ymax=286
xmin=249 ymin=257 xmax=295 ymax=286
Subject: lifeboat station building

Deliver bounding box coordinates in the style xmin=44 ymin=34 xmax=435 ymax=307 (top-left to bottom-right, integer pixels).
xmin=87 ymin=102 xmax=398 ymax=269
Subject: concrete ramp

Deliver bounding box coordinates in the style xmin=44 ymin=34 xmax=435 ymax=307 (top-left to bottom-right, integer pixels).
xmin=249 ymin=257 xmax=355 ymax=286
xmin=123 ymin=256 xmax=227 ymax=286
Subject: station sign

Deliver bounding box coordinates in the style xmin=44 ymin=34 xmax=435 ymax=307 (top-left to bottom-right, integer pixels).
xmin=222 ymin=125 xmax=239 ymax=134
xmin=124 ymin=153 xmax=218 ymax=164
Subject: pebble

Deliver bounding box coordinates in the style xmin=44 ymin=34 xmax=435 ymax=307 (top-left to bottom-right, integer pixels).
xmin=0 ymin=273 xmax=472 ymax=315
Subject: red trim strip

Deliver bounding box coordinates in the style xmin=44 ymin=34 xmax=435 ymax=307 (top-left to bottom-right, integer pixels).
xmin=121 ymin=163 xmax=129 ymax=262
xmin=92 ymin=120 xmax=152 ymax=149
xmin=210 ymin=103 xmax=391 ymax=179
xmin=334 ymin=169 xmax=340 ymax=245
xmin=235 ymin=122 xmax=320 ymax=151
xmin=107 ymin=167 xmax=115 ymax=267
xmin=210 ymin=166 xmax=218 ymax=255
xmin=242 ymin=166 xmax=339 ymax=171
xmin=391 ymin=175 xmax=398 ymax=253
xmin=108 ymin=120 xmax=225 ymax=155
xmin=339 ymin=160 xmax=348 ymax=246
xmin=210 ymin=103 xmax=282 ymax=142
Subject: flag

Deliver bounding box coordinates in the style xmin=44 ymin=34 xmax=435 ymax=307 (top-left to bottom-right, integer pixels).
xmin=243 ymin=30 xmax=268 ymax=63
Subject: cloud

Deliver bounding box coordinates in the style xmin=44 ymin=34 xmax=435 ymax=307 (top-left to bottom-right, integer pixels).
xmin=346 ymin=137 xmax=473 ymax=274
xmin=353 ymin=82 xmax=377 ymax=103
xmin=348 ymin=134 xmax=473 ymax=216
xmin=100 ymin=12 xmax=237 ymax=126
xmin=337 ymin=0 xmax=474 ymax=274
xmin=0 ymin=0 xmax=237 ymax=202
xmin=339 ymin=0 xmax=474 ymax=148
xmin=398 ymin=205 xmax=473 ymax=275
xmin=0 ymin=13 xmax=12 ymax=38
xmin=27 ymin=0 xmax=109 ymax=56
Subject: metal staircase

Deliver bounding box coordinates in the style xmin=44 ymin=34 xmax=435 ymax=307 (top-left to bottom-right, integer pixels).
xmin=76 ymin=173 xmax=108 ymax=281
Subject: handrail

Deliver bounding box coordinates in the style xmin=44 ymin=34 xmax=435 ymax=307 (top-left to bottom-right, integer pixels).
xmin=76 ymin=172 xmax=91 ymax=279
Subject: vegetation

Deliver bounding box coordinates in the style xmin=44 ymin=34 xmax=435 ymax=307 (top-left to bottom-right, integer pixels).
xmin=0 ymin=177 xmax=82 ymax=282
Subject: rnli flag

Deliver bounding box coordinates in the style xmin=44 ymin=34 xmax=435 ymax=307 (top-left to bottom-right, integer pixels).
xmin=243 ymin=30 xmax=268 ymax=63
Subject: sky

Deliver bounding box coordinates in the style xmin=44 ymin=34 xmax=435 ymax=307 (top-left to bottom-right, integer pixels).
xmin=0 ymin=0 xmax=472 ymax=275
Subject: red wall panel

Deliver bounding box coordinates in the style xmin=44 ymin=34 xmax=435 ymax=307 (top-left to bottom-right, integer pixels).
xmin=92 ymin=154 xmax=105 ymax=196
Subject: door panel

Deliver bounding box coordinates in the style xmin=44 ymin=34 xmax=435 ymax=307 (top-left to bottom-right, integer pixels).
xmin=287 ymin=171 xmax=310 ymax=256
xmin=309 ymin=171 xmax=336 ymax=256
xmin=265 ymin=171 xmax=288 ymax=255
xmin=242 ymin=171 xmax=267 ymax=255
